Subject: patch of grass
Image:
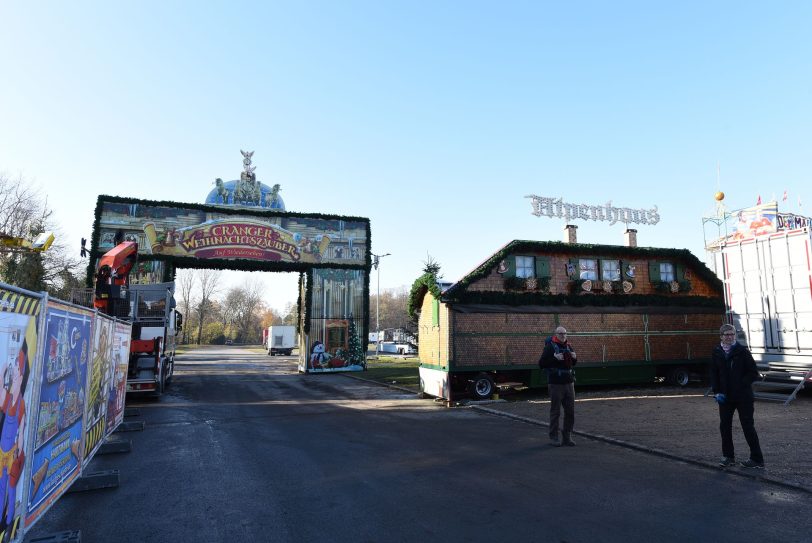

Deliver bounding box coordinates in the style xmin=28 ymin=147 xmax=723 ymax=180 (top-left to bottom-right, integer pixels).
xmin=362 ymin=357 xmax=420 ymax=390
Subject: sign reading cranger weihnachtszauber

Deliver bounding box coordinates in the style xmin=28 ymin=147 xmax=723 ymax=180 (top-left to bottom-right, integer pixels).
xmin=525 ymin=195 xmax=660 ymax=226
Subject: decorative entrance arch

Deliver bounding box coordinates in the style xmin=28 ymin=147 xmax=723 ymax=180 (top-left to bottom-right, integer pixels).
xmin=86 ymin=194 xmax=371 ymax=373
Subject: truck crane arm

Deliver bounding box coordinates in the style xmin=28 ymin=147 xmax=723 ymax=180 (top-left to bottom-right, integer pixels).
xmin=93 ymin=241 xmax=138 ymax=314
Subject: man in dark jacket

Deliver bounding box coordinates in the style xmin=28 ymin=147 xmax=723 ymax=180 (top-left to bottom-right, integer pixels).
xmin=539 ymin=326 xmax=577 ymax=447
xmin=710 ymin=324 xmax=764 ymax=468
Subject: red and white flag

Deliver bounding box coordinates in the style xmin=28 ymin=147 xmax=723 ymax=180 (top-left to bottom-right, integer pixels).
xmin=756 ymin=195 xmax=762 ymax=205
xmin=782 ymin=190 xmax=788 ymax=202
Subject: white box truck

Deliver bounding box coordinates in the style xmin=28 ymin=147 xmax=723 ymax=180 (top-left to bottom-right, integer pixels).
xmin=378 ymin=341 xmax=417 ymax=355
xmin=266 ymin=325 xmax=296 ymax=356
xmin=715 ymin=224 xmax=812 ymax=402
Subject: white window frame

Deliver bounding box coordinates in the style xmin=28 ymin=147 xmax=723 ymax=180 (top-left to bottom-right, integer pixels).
xmin=602 ymin=260 xmax=620 ymax=281
xmin=516 ymin=256 xmax=535 ymax=278
xmin=660 ymin=262 xmax=675 ymax=282
xmin=579 ymin=258 xmax=597 ymax=281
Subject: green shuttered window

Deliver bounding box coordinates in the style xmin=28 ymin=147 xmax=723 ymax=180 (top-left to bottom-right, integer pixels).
xmin=504 ymin=256 xmax=551 ymax=279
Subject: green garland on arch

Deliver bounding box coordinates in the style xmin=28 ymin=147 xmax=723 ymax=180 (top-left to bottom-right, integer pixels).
xmin=84 ymin=195 xmax=375 ymax=352
xmin=85 ymin=194 xmax=372 ymax=286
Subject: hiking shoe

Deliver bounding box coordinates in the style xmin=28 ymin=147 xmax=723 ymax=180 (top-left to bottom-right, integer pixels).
xmin=549 ymin=436 xmax=561 ymax=447
xmin=718 ymin=457 xmax=736 ymax=467
xmin=740 ymin=459 xmax=765 ymax=469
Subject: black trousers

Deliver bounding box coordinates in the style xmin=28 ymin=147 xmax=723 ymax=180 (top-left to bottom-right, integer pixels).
xmin=548 ymin=382 xmax=575 ymax=438
xmin=719 ymin=400 xmax=763 ymax=463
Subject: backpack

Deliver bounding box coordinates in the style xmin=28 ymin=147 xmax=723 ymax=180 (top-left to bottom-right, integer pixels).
xmin=542 ymin=336 xmax=575 ymax=381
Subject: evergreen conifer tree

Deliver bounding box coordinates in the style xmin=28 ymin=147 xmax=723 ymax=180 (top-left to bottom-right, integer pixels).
xmin=346 ymin=317 xmax=365 ymax=367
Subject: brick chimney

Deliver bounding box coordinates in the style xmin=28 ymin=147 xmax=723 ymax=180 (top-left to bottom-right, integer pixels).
xmin=624 ymin=228 xmax=638 ymax=248
xmin=564 ymin=224 xmax=578 ymax=244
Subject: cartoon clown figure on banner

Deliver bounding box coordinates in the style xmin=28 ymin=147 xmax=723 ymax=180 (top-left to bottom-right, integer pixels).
xmin=0 ymin=294 xmax=38 ymax=543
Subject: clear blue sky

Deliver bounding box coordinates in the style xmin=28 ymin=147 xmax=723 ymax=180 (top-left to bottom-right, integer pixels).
xmin=2 ymin=2 xmax=810 ymax=311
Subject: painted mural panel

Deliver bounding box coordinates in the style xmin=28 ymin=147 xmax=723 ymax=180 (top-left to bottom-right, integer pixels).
xmin=729 ymin=201 xmax=778 ymax=241
xmin=106 ymin=321 xmax=131 ymax=434
xmin=130 ymin=260 xmax=165 ymax=285
xmin=96 ymin=199 xmax=368 ymax=266
xmin=307 ymin=269 xmax=366 ymax=373
xmin=25 ymin=302 xmax=92 ymax=527
xmin=0 ymin=286 xmax=41 ymax=543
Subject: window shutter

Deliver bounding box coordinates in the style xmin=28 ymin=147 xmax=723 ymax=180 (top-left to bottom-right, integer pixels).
xmin=432 ymin=298 xmax=439 ymax=326
xmin=568 ymin=258 xmax=579 ymax=279
xmin=535 ymin=256 xmax=550 ymax=278
xmin=503 ymin=257 xmax=516 ymax=278
xmin=676 ymin=263 xmax=686 ymax=281
xmin=648 ymin=261 xmax=660 ymax=282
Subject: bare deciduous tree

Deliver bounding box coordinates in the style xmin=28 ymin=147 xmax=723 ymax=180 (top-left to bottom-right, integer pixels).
xmin=281 ymin=301 xmax=299 ymax=326
xmin=220 ymin=279 xmax=266 ymax=343
xmin=370 ymin=286 xmax=412 ymax=336
xmin=259 ymin=307 xmax=284 ymax=330
xmin=195 ymin=269 xmax=222 ymax=344
xmin=0 ymin=172 xmax=82 ymax=293
xmin=175 ymin=269 xmax=196 ymax=344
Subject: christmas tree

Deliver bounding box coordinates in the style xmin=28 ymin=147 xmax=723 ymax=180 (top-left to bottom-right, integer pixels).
xmin=346 ymin=317 xmax=365 ymax=367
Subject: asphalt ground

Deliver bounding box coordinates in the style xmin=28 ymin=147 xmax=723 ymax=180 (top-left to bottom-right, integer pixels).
xmin=24 ymin=349 xmax=811 ymax=542
xmin=346 ymin=376 xmax=812 ymax=494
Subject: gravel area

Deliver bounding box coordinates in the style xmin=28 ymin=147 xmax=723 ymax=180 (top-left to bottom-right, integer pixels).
xmin=471 ymin=386 xmax=812 ymax=493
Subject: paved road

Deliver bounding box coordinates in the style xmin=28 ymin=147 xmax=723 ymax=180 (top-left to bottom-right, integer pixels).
xmin=26 ymin=346 xmax=809 ymax=542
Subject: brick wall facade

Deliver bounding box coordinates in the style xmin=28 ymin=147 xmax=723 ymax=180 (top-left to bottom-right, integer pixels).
xmin=448 ymin=311 xmax=724 ymax=368
xmin=417 ymin=292 xmax=451 ymax=366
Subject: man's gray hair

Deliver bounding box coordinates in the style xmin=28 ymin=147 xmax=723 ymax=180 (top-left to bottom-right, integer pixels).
xmin=720 ymin=323 xmax=736 ymax=335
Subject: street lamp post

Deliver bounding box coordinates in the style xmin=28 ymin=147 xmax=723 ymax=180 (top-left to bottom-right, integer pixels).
xmin=371 ymin=252 xmax=391 ymax=359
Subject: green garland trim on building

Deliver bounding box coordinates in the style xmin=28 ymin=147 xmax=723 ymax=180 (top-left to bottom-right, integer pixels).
xmin=408 ymin=273 xmax=443 ymax=320
xmin=448 ymin=290 xmax=724 ymax=309
xmin=504 ymin=276 xmax=551 ymax=293
xmin=443 ymin=239 xmax=722 ymax=297
xmin=408 ymin=240 xmax=725 ymax=316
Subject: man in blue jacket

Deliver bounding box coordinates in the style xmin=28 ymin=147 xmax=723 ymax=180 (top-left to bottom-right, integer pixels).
xmin=539 ymin=326 xmax=577 ymax=447
xmin=710 ymin=324 xmax=764 ymax=468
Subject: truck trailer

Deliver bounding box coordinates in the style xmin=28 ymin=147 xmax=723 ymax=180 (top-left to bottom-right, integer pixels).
xmin=76 ymin=241 xmax=181 ymax=396
xmin=266 ymin=325 xmax=296 ymax=355
xmin=125 ymin=282 xmax=181 ymax=394
xmin=715 ymin=224 xmax=812 ymax=402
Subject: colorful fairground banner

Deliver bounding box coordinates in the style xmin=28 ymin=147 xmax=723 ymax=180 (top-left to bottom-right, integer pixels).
xmin=82 ymin=313 xmax=127 ymax=466
xmin=725 ymin=201 xmax=812 ymax=243
xmin=105 ymin=321 xmax=131 ymax=435
xmin=95 ymin=197 xmax=368 ymax=266
xmin=0 ymin=285 xmax=41 ymax=543
xmin=0 ymin=283 xmax=133 ymax=543
xmin=25 ymin=300 xmax=93 ymax=528
xmin=729 ymin=201 xmax=778 ymax=241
